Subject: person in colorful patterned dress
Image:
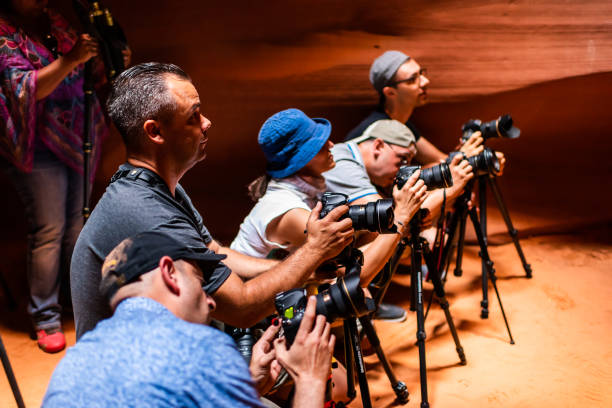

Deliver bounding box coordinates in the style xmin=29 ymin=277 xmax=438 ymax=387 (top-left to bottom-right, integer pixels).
xmin=0 ymin=0 xmax=126 ymax=353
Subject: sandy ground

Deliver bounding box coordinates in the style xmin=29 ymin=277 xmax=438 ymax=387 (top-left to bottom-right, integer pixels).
xmin=1 ymin=223 xmax=610 ymax=407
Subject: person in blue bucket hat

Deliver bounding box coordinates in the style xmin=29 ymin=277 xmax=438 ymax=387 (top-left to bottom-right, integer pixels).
xmin=230 ymin=109 xmax=427 ymax=404
xmin=232 ymin=108 xmax=352 ymax=404
xmin=231 ymin=107 xmax=341 ymax=261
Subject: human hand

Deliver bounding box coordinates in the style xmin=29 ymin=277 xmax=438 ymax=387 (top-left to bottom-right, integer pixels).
xmin=304 ymin=202 xmax=354 ymax=261
xmin=250 ymin=322 xmax=282 ymax=395
xmin=392 ymin=169 xmax=427 ymax=232
xmin=273 ymin=296 xmax=335 ymax=387
xmin=495 ymin=151 xmax=506 ymax=175
xmin=64 ymin=34 xmax=98 ymax=66
xmin=460 ymin=131 xmax=484 ymax=157
xmin=446 ymin=154 xmax=474 ymax=199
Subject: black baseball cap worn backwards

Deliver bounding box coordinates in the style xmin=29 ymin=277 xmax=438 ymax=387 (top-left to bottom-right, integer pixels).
xmin=100 ymin=230 xmax=226 ymax=301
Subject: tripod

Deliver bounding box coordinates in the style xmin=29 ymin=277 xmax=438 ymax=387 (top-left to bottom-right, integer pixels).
xmin=438 ymin=179 xmax=515 ymax=344
xmin=474 ymin=173 xmax=532 ymax=317
xmin=1 ymin=333 xmax=25 ymax=408
xmin=73 ymin=0 xmax=128 ymax=220
xmin=336 ymin=247 xmax=409 ymax=407
xmin=367 ymin=210 xmax=466 ymax=408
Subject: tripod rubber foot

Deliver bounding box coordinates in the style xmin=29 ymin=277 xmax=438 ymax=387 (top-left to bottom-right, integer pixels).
xmin=525 ymin=264 xmax=533 ymax=278
xmin=421 ymin=402 xmax=430 ymax=408
xmin=453 ymin=269 xmax=463 ymax=277
xmin=510 ymin=339 xmax=516 ymax=345
xmin=480 ymin=310 xmax=489 ymax=319
xmin=393 ymin=381 xmax=409 ymax=405
xmin=457 ymin=348 xmax=467 ymax=365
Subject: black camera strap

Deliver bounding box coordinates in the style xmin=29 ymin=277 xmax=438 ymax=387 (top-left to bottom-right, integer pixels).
xmin=428 ymin=189 xmax=447 ymax=280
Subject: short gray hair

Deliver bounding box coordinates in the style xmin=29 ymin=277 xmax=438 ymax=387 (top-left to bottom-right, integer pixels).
xmin=107 ymin=62 xmax=191 ymax=152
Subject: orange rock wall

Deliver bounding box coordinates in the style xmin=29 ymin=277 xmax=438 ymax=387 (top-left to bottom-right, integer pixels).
xmin=9 ymin=0 xmax=612 ymax=242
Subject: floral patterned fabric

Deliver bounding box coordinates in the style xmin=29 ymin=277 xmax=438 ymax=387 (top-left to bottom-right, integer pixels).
xmin=0 ymin=9 xmax=107 ymax=177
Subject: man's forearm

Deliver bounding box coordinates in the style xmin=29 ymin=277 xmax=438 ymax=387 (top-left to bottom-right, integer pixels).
xmin=216 ymin=245 xmax=279 ymax=279
xmin=415 ymin=137 xmax=447 ymax=165
xmin=211 ymin=242 xmax=328 ymax=326
xmin=360 ymin=232 xmax=402 ymax=285
xmin=292 ymin=378 xmax=326 ymax=408
xmin=422 ymin=188 xmax=445 ymax=220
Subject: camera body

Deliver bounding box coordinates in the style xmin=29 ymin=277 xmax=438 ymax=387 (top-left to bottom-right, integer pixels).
xmin=320 ymin=192 xmax=396 ymax=234
xmin=394 ymin=163 xmax=453 ymax=191
xmin=461 ymin=114 xmax=520 ymax=143
xmin=225 ymin=319 xmax=272 ymax=363
xmin=275 ymin=271 xmax=375 ymax=345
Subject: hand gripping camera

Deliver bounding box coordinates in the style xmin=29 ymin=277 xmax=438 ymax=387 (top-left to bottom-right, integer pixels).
xmin=447 ymin=147 xmax=501 ymax=176
xmin=275 ymin=266 xmax=375 ymax=345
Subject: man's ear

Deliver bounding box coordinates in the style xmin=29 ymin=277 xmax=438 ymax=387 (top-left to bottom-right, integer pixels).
xmin=382 ymin=85 xmax=396 ymax=99
xmin=143 ymin=119 xmax=165 ymax=145
xmin=372 ymin=138 xmax=386 ymax=160
xmin=159 ymin=255 xmax=180 ymax=295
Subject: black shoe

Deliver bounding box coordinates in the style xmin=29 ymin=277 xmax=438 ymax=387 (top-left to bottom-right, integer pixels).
xmin=373 ymin=303 xmax=407 ymax=323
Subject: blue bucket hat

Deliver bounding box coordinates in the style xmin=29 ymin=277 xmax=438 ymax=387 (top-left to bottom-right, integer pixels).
xmin=258 ymin=108 xmax=331 ymax=178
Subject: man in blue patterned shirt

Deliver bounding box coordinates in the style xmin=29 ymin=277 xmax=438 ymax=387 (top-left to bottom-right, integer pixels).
xmin=44 ymin=231 xmax=335 ymax=407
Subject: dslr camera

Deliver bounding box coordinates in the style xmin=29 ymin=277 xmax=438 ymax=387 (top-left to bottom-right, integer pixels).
xmin=275 ymin=270 xmax=375 ymax=345
xmin=320 ymin=192 xmax=395 ymax=234
xmin=461 ymin=114 xmax=520 ymax=143
xmin=447 ymin=147 xmax=501 ymax=176
xmin=394 ymin=162 xmax=453 ymax=191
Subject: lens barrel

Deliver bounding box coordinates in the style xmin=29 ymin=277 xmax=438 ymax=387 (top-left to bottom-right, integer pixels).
xmin=467 ymin=147 xmax=501 ymax=176
xmin=320 ymin=192 xmax=395 ymax=234
xmin=395 ymin=163 xmax=453 ymax=191
xmin=348 ymin=199 xmax=395 ymax=233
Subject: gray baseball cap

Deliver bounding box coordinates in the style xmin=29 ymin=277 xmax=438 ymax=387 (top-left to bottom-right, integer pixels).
xmin=351 ymin=119 xmax=416 ymax=147
xmin=369 ymin=50 xmax=410 ymax=94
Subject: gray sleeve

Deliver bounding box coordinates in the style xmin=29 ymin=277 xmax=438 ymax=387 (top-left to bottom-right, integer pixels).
xmin=324 ymin=148 xmax=378 ymax=203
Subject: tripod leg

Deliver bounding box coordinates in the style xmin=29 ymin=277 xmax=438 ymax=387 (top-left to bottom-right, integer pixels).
xmin=478 ymin=176 xmax=489 ymax=319
xmin=359 ymin=316 xmax=409 ymax=404
xmin=409 ymin=235 xmax=430 ymax=408
xmin=488 ymin=176 xmax=533 ymax=278
xmin=453 ymin=209 xmax=468 ymax=278
xmin=428 ymin=266 xmax=467 ymax=365
xmin=0 ymin=335 xmax=25 ymax=408
xmin=468 ymin=209 xmax=515 ymax=344
xmin=346 ymin=318 xmax=373 ymax=408
xmin=343 ymin=322 xmax=356 ymax=401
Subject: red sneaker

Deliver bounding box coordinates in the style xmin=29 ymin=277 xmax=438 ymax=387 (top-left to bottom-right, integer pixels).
xmin=36 ymin=328 xmax=66 ymax=353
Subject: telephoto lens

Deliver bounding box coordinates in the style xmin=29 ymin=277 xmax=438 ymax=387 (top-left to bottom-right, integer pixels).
xmin=468 ymin=147 xmax=501 ymax=176
xmin=461 ymin=114 xmax=520 ymax=142
xmin=274 ymin=273 xmax=375 ymax=345
xmin=320 ymin=192 xmax=395 ymax=233
xmin=394 ymin=163 xmax=453 ymax=191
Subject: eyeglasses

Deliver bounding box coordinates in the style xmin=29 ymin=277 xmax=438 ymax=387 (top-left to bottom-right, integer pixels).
xmin=387 ymin=143 xmax=413 ymax=166
xmin=389 ymin=68 xmax=427 ymax=87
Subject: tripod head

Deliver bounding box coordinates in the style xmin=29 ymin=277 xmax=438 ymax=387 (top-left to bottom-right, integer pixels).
xmin=72 ymin=0 xmax=128 ymax=80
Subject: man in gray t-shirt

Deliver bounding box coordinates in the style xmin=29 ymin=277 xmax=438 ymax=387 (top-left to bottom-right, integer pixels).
xmin=71 ymin=62 xmax=354 ymax=339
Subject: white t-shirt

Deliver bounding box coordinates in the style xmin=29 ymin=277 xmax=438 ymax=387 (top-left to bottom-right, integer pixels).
xmin=230 ymin=176 xmax=324 ymax=258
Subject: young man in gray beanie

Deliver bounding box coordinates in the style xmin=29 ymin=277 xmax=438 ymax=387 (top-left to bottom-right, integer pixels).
xmin=345 ymin=50 xmax=505 ymax=171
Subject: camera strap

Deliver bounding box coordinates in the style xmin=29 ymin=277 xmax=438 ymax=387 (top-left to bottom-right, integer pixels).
xmin=429 ymin=189 xmax=447 ymax=278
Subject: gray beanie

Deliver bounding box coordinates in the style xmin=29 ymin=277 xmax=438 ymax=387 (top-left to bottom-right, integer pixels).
xmin=369 ymin=51 xmax=410 ymax=95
